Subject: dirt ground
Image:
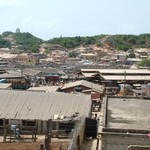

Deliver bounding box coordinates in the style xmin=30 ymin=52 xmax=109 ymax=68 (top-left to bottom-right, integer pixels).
xmin=0 ymin=141 xmax=69 ymax=150
xmin=81 ymin=139 xmax=98 ymax=150
xmin=0 ymin=136 xmax=69 ymax=150
xmin=0 ymin=139 xmax=98 ymax=150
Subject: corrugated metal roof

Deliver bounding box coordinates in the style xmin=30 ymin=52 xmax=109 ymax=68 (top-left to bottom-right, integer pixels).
xmin=0 ymin=70 xmax=22 ymax=78
xmin=102 ymin=75 xmax=150 ymax=80
xmin=82 ymin=73 xmax=99 ymax=77
xmin=27 ymin=86 xmax=60 ymax=92
xmin=81 ymin=69 xmax=150 ymax=74
xmin=34 ymin=68 xmax=59 ymax=74
xmin=23 ymin=68 xmax=42 ymax=76
xmin=0 ymin=83 xmax=12 ymax=89
xmin=0 ymin=90 xmax=91 ymax=121
xmin=62 ymin=80 xmax=104 ymax=93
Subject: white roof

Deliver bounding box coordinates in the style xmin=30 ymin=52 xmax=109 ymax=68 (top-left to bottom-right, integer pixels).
xmin=27 ymin=86 xmax=60 ymax=92
xmin=81 ymin=69 xmax=150 ymax=74
xmin=102 ymin=75 xmax=150 ymax=81
xmin=80 ymin=53 xmax=97 ymax=56
xmin=0 ymin=53 xmax=17 ymax=59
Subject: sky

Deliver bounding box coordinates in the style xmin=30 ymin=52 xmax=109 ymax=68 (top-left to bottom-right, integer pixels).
xmin=0 ymin=0 xmax=150 ymax=40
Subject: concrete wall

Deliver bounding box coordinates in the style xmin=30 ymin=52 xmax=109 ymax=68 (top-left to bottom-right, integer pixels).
xmin=101 ymin=134 xmax=150 ymax=150
xmin=63 ymin=85 xmax=90 ymax=93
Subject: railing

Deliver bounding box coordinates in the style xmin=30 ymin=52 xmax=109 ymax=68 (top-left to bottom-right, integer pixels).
xmin=67 ymin=117 xmax=86 ymax=150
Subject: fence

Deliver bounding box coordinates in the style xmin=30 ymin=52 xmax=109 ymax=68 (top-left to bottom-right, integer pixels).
xmin=67 ymin=117 xmax=86 ymax=150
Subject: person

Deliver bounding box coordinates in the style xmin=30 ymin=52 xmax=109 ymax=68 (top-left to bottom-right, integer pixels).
xmin=15 ymin=124 xmax=21 ymax=138
xmin=11 ymin=124 xmax=16 ymax=135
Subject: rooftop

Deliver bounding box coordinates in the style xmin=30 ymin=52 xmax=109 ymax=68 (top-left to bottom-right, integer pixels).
xmin=0 ymin=83 xmax=12 ymax=89
xmin=27 ymin=86 xmax=60 ymax=92
xmin=105 ymin=97 xmax=150 ymax=130
xmin=62 ymin=80 xmax=104 ymax=93
xmin=81 ymin=69 xmax=150 ymax=74
xmin=0 ymin=90 xmax=91 ymax=121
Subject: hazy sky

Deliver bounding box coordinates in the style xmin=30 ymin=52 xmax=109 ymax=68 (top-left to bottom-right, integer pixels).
xmin=0 ymin=0 xmax=150 ymax=40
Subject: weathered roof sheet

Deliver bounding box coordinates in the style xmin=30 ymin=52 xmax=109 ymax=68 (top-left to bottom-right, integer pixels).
xmin=34 ymin=68 xmax=59 ymax=74
xmin=82 ymin=73 xmax=99 ymax=77
xmin=0 ymin=70 xmax=22 ymax=78
xmin=81 ymin=69 xmax=150 ymax=74
xmin=0 ymin=90 xmax=91 ymax=121
xmin=27 ymin=86 xmax=60 ymax=92
xmin=102 ymin=75 xmax=150 ymax=80
xmin=62 ymin=80 xmax=104 ymax=93
xmin=0 ymin=83 xmax=12 ymax=89
xmin=23 ymin=68 xmax=42 ymax=76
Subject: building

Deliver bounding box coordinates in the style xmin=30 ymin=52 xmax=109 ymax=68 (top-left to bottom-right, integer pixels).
xmin=80 ymin=69 xmax=150 ymax=80
xmin=98 ymin=96 xmax=150 ymax=150
xmin=15 ymin=53 xmax=39 ymax=65
xmin=0 ymin=70 xmax=30 ymax=89
xmin=61 ymin=80 xmax=105 ymax=112
xmin=27 ymin=86 xmax=60 ymax=93
xmin=0 ymin=83 xmax=12 ymax=90
xmin=0 ymin=90 xmax=91 ymax=134
xmin=79 ymin=53 xmax=97 ymax=62
xmin=78 ymin=68 xmax=150 ymax=95
xmin=61 ymin=80 xmax=105 ymax=99
xmin=16 ymin=28 xmax=20 ymax=33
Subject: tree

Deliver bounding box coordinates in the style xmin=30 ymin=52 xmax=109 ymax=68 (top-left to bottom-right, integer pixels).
xmin=139 ymin=59 xmax=150 ymax=67
xmin=2 ymin=31 xmax=13 ymax=37
xmin=14 ymin=32 xmax=42 ymax=52
xmin=69 ymin=52 xmax=78 ymax=58
xmin=128 ymin=53 xmax=136 ymax=58
xmin=0 ymin=36 xmax=11 ymax=48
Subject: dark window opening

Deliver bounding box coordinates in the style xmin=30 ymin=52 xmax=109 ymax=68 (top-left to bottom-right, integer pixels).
xmin=22 ymin=120 xmax=36 ymax=126
xmin=0 ymin=119 xmax=3 ymax=126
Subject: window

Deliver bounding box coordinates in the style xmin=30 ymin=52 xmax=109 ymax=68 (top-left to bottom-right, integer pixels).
xmin=0 ymin=119 xmax=3 ymax=126
xmin=22 ymin=120 xmax=36 ymax=126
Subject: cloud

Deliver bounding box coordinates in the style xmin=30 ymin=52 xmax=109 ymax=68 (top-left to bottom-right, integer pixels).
xmin=0 ymin=0 xmax=23 ymax=7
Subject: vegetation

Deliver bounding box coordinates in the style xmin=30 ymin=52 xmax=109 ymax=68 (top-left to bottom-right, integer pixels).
xmin=128 ymin=52 xmax=136 ymax=58
xmin=0 ymin=35 xmax=11 ymax=48
xmin=1 ymin=31 xmax=150 ymax=52
xmin=14 ymin=32 xmax=42 ymax=53
xmin=2 ymin=31 xmax=13 ymax=37
xmin=47 ymin=36 xmax=103 ymax=49
xmin=68 ymin=51 xmax=78 ymax=57
xmin=139 ymin=59 xmax=150 ymax=67
xmin=1 ymin=31 xmax=42 ymax=53
xmin=47 ymin=34 xmax=150 ymax=51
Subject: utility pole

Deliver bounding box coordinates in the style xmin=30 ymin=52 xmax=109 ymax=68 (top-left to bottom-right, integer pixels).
xmin=124 ymin=71 xmax=126 ymax=96
xmin=45 ymin=119 xmax=52 ymax=150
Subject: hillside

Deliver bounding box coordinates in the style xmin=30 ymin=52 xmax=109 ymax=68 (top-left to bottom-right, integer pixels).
xmin=1 ymin=31 xmax=150 ymax=53
xmin=1 ymin=31 xmax=43 ymax=53
xmin=47 ymin=34 xmax=150 ymax=51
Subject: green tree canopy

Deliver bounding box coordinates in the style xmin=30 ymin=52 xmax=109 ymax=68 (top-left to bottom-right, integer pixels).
xmin=0 ymin=35 xmax=11 ymax=48
xmin=14 ymin=32 xmax=42 ymax=53
xmin=139 ymin=59 xmax=150 ymax=67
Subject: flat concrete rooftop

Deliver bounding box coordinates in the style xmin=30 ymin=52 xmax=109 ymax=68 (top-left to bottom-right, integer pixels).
xmin=106 ymin=97 xmax=150 ymax=130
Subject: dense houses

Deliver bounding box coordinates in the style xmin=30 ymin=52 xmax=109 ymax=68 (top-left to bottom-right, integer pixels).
xmin=0 ymin=45 xmax=150 ymax=149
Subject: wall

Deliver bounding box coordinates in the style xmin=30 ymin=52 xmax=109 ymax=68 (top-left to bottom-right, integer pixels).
xmin=101 ymin=133 xmax=150 ymax=150
xmin=62 ymin=85 xmax=90 ymax=93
